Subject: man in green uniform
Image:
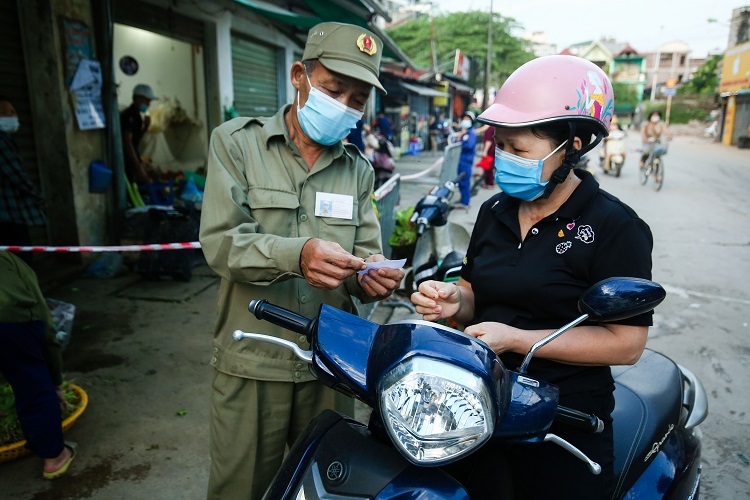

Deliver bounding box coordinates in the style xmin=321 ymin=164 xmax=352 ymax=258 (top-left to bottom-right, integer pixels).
xmin=200 ymin=22 xmax=404 ymax=500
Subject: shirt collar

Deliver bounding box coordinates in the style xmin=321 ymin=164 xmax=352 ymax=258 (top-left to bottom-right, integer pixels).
xmin=261 ymin=104 xmax=344 ymax=160
xmin=556 ymin=169 xmax=599 ymax=220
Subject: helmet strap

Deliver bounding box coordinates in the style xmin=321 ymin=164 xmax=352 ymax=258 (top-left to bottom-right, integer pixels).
xmin=541 ymin=123 xmax=579 ymax=199
xmin=540 ymin=125 xmax=606 ymax=199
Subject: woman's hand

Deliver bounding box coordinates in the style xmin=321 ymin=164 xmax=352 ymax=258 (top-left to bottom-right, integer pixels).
xmin=411 ymin=280 xmax=462 ymax=321
xmin=464 ymin=322 xmax=519 ymax=354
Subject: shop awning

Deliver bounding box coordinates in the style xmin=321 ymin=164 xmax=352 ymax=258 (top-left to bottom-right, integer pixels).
xmin=445 ymin=79 xmax=474 ymax=93
xmin=233 ymin=0 xmax=414 ymax=68
xmin=400 ymin=82 xmax=449 ymax=97
xmin=234 ymin=0 xmax=319 ymax=29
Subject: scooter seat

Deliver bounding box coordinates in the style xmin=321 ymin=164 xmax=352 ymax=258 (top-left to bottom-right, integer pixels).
xmin=611 ymin=349 xmax=683 ymax=497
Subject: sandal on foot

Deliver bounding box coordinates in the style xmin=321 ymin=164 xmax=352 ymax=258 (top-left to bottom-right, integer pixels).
xmin=43 ymin=442 xmax=77 ymax=480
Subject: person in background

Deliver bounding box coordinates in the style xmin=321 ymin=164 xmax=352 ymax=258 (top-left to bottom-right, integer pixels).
xmin=199 ymin=22 xmax=404 ymax=500
xmin=372 ymin=110 xmax=393 ymax=142
xmin=455 ymin=111 xmax=477 ymax=209
xmin=0 ymin=251 xmax=77 ymax=480
xmin=120 ymin=84 xmax=158 ymax=184
xmin=428 ymin=111 xmax=448 ymax=152
xmin=411 ymin=55 xmax=653 ymax=499
xmin=0 ymin=96 xmax=46 ymax=265
xmin=477 ymin=124 xmax=496 ymax=188
xmin=639 ymin=110 xmax=672 ymax=170
xmin=344 ymin=118 xmax=366 ymax=153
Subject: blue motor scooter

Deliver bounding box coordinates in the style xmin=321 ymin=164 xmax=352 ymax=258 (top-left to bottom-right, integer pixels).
xmin=234 ymin=277 xmax=707 ymax=499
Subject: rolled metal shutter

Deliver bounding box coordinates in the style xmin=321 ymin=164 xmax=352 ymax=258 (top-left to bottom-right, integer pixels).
xmin=231 ymin=34 xmax=280 ymax=117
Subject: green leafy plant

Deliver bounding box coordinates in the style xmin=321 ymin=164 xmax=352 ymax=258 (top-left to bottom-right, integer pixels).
xmin=388 ymin=206 xmax=418 ymax=248
xmin=0 ymin=382 xmax=80 ymax=446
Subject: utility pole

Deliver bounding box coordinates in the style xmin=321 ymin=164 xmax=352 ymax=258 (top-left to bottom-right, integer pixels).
xmin=649 ymin=46 xmax=660 ymax=103
xmin=430 ymin=14 xmax=438 ymax=73
xmin=484 ymin=0 xmax=493 ymax=108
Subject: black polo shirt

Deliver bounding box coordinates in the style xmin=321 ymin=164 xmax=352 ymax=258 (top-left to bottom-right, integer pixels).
xmin=461 ymin=170 xmax=653 ymax=395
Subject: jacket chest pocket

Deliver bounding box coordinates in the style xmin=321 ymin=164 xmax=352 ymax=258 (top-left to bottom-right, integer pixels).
xmin=247 ymin=188 xmax=300 ymax=237
xmin=320 ymin=206 xmax=359 ymax=252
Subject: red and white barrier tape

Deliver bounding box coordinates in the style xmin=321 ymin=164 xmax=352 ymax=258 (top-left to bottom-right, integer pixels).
xmin=0 ymin=242 xmax=202 ymax=253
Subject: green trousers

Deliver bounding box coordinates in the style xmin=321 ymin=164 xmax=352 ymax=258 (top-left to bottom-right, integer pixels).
xmin=207 ymin=370 xmax=354 ymax=500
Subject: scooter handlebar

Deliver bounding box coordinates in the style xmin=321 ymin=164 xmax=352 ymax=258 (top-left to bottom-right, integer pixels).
xmin=248 ymin=299 xmax=316 ymax=339
xmin=555 ymin=405 xmax=604 ymax=433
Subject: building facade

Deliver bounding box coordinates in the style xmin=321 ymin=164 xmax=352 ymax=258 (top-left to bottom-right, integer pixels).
xmin=0 ymin=0 xmax=410 ymax=272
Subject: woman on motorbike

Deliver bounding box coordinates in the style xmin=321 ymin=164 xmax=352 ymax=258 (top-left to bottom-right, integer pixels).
xmin=410 ymin=55 xmax=654 ymax=499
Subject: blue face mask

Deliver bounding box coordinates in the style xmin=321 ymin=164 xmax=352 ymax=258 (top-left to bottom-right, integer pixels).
xmin=297 ymin=74 xmax=364 ymax=146
xmin=139 ymin=104 xmax=149 ymax=113
xmin=494 ymin=140 xmax=568 ymax=201
xmin=0 ymin=116 xmax=20 ymax=134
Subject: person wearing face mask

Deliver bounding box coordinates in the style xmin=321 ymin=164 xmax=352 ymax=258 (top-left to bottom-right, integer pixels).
xmin=455 ymin=111 xmax=477 ymax=209
xmin=0 ymin=96 xmax=47 ymax=264
xmin=199 ymin=22 xmax=404 ymax=500
xmin=410 ymin=56 xmax=653 ymax=499
xmin=640 ymin=110 xmax=673 ymax=172
xmin=119 ymin=84 xmax=158 ymax=184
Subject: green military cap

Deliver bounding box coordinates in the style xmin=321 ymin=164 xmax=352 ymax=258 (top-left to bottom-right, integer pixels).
xmin=302 ymin=22 xmax=387 ymax=94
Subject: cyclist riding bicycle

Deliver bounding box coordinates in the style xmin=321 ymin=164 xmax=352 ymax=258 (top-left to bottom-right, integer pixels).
xmin=639 ymin=110 xmax=672 ymax=171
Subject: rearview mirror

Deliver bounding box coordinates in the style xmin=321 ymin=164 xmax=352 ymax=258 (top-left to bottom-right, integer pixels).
xmin=578 ymin=277 xmax=666 ymax=323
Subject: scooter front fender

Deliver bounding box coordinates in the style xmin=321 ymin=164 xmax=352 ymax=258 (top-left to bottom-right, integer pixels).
xmin=264 ymin=410 xmax=469 ymax=500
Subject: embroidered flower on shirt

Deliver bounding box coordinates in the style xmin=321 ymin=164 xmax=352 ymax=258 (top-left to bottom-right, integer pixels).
xmin=556 ymin=241 xmax=572 ymax=254
xmin=575 ymin=225 xmax=595 ymax=244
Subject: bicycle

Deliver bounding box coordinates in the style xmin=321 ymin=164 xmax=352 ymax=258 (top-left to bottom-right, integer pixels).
xmin=639 ymin=138 xmax=668 ymax=191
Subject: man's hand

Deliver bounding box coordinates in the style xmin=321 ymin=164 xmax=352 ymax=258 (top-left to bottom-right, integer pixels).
xmin=300 ymin=238 xmax=366 ymax=289
xmin=358 ymin=254 xmax=404 ymax=299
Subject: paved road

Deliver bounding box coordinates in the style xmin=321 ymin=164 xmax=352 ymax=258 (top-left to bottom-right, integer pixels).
xmin=592 ymin=133 xmax=750 ymax=499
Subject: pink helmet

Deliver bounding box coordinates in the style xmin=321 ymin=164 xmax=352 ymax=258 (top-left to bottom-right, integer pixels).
xmin=478 ymin=55 xmax=614 ymax=137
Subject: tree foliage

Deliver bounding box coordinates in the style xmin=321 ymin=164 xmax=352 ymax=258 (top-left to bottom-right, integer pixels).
xmin=612 ymin=82 xmax=639 ymax=113
xmin=385 ymin=11 xmax=535 ymax=89
xmin=678 ymin=54 xmax=721 ymax=97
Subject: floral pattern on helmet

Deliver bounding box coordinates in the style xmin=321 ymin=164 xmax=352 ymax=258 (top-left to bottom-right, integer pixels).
xmin=570 ymin=69 xmax=614 ymax=128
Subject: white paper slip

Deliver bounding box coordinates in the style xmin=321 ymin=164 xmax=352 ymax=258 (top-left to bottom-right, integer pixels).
xmin=357 ymin=258 xmax=407 ymax=274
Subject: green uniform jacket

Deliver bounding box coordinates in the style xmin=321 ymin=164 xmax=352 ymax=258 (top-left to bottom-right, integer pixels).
xmin=200 ymin=106 xmax=382 ymax=383
xmin=0 ymin=252 xmax=62 ymax=385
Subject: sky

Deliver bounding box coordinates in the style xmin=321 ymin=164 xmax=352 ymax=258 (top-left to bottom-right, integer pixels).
xmin=432 ymin=0 xmax=746 ymax=58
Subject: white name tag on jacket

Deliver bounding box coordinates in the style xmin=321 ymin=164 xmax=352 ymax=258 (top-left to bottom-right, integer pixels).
xmin=315 ymin=192 xmax=354 ymax=219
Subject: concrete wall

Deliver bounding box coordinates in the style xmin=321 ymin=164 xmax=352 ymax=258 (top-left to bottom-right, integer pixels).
xmin=17 ymin=0 xmax=109 ymax=249
xmin=52 ymin=0 xmax=109 ymax=247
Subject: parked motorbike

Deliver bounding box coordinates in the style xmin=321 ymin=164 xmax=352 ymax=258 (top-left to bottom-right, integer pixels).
xmin=234 ymin=277 xmax=708 ymax=499
xmin=574 ymin=155 xmax=595 ymax=176
xmin=407 ymin=174 xmax=470 ymax=293
xmin=599 ymin=129 xmax=627 ymax=177
xmin=368 ymin=133 xmax=397 ymax=190
xmin=703 ymin=120 xmax=718 ymax=139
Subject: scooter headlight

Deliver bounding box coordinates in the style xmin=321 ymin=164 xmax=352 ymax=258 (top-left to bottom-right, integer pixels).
xmin=379 ymin=356 xmax=495 ymax=466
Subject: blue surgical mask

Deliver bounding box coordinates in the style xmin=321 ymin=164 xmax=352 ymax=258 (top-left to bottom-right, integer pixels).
xmin=0 ymin=116 xmax=20 ymax=134
xmin=297 ymin=74 xmax=364 ymax=146
xmin=494 ymin=140 xmax=568 ymax=201
xmin=139 ymin=104 xmax=149 ymax=113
